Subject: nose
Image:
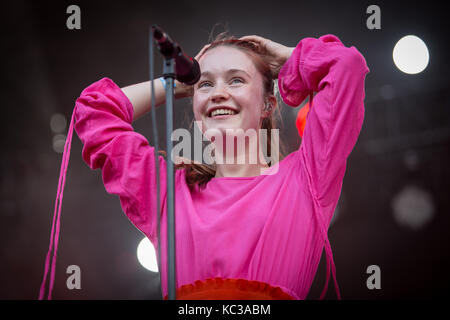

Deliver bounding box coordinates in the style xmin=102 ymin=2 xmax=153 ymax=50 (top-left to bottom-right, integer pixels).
xmin=210 ymin=82 xmax=230 ymax=103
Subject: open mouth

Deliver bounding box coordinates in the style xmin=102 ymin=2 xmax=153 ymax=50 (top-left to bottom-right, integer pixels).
xmin=208 ymin=108 xmax=239 ymax=119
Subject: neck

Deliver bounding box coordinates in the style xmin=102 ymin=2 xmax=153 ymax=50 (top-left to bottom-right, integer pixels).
xmin=213 ymin=139 xmax=271 ymax=178
xmin=214 ymin=163 xmax=270 ymax=178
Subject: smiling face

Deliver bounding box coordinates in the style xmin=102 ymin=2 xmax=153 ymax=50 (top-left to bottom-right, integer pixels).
xmin=192 ymin=46 xmax=267 ymax=138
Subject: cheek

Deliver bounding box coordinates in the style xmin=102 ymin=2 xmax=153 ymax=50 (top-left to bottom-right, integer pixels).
xmin=192 ymin=97 xmax=206 ymax=132
xmin=236 ymin=93 xmax=263 ymax=115
xmin=238 ymin=85 xmax=264 ymax=107
xmin=193 ymin=90 xmax=207 ymax=104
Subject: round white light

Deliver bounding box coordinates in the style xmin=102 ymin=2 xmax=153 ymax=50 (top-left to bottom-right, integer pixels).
xmin=50 ymin=113 xmax=67 ymax=134
xmin=52 ymin=134 xmax=66 ymax=153
xmin=137 ymin=237 xmax=159 ymax=272
xmin=380 ymin=84 xmax=395 ymax=100
xmin=393 ymin=35 xmax=429 ymax=74
xmin=391 ymin=185 xmax=434 ymax=230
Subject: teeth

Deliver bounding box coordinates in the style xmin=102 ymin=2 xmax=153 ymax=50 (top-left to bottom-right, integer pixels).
xmin=210 ymin=108 xmax=237 ymax=117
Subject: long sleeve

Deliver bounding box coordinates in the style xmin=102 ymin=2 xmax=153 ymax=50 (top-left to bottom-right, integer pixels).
xmin=74 ymin=77 xmax=166 ymax=242
xmin=278 ymin=34 xmax=369 ymax=222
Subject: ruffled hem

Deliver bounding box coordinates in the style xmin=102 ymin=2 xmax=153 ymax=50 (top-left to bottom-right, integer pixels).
xmin=163 ymin=278 xmax=295 ymax=300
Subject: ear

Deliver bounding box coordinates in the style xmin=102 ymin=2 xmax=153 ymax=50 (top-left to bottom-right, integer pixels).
xmin=262 ymin=95 xmax=278 ymax=118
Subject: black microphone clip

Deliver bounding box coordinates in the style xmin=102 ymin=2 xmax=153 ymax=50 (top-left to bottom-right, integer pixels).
xmin=152 ymin=24 xmax=200 ymax=85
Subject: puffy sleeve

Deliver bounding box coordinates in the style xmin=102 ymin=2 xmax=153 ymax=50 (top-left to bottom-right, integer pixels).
xmin=74 ymin=77 xmax=166 ymax=242
xmin=278 ymin=34 xmax=369 ymax=217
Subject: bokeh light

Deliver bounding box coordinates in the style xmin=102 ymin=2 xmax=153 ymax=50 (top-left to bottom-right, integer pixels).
xmin=393 ymin=35 xmax=429 ymax=74
xmin=137 ymin=237 xmax=158 ymax=272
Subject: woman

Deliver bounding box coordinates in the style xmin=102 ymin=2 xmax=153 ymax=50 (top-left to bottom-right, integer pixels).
xmin=73 ymin=32 xmax=369 ymax=300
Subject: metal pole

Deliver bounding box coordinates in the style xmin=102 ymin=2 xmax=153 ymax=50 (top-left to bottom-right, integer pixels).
xmin=163 ymin=58 xmax=177 ymax=300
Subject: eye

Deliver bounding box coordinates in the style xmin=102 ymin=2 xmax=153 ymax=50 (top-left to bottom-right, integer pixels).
xmin=198 ymin=77 xmax=243 ymax=88
xmin=198 ymin=81 xmax=212 ymax=88
xmin=231 ymin=78 xmax=243 ymax=85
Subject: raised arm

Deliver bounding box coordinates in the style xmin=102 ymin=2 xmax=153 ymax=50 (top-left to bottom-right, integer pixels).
xmin=74 ymin=77 xmax=168 ymax=241
xmin=278 ymin=34 xmax=369 ymax=215
xmin=121 ymin=78 xmax=193 ymax=122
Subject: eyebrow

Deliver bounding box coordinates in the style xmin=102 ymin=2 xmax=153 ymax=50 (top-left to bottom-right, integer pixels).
xmin=200 ymin=69 xmax=251 ymax=78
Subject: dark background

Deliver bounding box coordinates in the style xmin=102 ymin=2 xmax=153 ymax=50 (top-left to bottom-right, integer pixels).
xmin=1 ymin=0 xmax=449 ymax=300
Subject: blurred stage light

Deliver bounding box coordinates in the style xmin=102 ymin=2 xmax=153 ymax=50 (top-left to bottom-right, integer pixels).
xmin=50 ymin=113 xmax=67 ymax=134
xmin=393 ymin=35 xmax=429 ymax=74
xmin=391 ymin=185 xmax=434 ymax=230
xmin=52 ymin=134 xmax=66 ymax=153
xmin=403 ymin=150 xmax=420 ymax=171
xmin=137 ymin=237 xmax=158 ymax=272
xmin=380 ymin=84 xmax=395 ymax=100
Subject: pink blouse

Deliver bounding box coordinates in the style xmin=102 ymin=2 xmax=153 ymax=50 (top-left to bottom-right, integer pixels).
xmin=73 ymin=34 xmax=369 ymax=299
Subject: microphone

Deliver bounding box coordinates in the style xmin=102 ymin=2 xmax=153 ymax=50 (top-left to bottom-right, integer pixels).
xmin=152 ymin=24 xmax=201 ymax=85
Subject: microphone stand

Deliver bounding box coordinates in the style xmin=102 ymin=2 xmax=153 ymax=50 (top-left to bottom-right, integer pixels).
xmin=152 ymin=26 xmax=177 ymax=300
xmin=163 ymin=59 xmax=177 ymax=301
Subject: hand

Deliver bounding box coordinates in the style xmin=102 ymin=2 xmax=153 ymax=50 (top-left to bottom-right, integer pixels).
xmin=174 ymin=44 xmax=211 ymax=99
xmin=238 ymin=35 xmax=294 ymax=79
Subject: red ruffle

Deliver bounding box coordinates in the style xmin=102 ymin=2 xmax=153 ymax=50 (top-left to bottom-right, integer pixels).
xmin=163 ymin=278 xmax=294 ymax=300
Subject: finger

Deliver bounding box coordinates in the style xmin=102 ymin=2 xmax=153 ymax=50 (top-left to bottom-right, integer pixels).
xmin=238 ymin=36 xmax=272 ymax=53
xmin=239 ymin=35 xmax=261 ymax=40
xmin=239 ymin=35 xmax=265 ymax=43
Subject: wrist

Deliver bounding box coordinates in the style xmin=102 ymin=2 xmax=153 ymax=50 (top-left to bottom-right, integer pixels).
xmin=159 ymin=77 xmax=176 ymax=90
xmin=283 ymin=47 xmax=295 ymax=62
xmin=174 ymin=80 xmax=193 ymax=99
xmin=276 ymin=47 xmax=294 ymax=70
